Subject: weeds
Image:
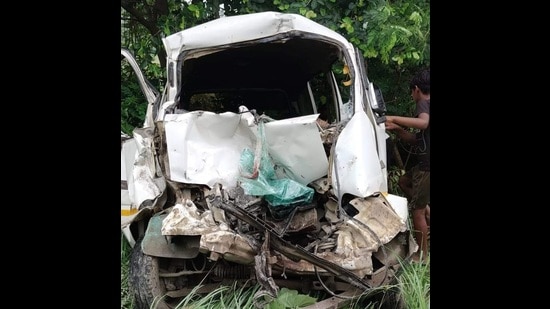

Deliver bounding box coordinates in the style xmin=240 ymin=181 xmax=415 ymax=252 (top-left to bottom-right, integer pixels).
xmin=395 ymin=254 xmax=430 ymax=309
xmin=167 ymin=283 xmax=259 ymax=309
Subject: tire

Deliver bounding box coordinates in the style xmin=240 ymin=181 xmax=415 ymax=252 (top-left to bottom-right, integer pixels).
xmin=129 ymin=238 xmax=171 ymax=309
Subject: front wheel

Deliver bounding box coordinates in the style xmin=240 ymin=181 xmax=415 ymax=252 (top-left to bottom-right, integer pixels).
xmin=129 ymin=238 xmax=172 ymax=309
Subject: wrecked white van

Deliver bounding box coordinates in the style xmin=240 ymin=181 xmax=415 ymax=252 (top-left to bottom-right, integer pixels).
xmin=121 ymin=11 xmax=416 ymax=309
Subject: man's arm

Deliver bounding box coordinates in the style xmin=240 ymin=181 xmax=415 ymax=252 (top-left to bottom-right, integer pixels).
xmin=386 ymin=113 xmax=429 ymax=130
xmin=386 ymin=122 xmax=416 ymax=144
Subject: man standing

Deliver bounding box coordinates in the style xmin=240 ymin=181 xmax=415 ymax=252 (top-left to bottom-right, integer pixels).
xmin=385 ymin=68 xmax=430 ymax=262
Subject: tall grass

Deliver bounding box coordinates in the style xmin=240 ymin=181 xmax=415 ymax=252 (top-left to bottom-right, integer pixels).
xmin=166 ymin=282 xmax=260 ymax=309
xmin=160 ymin=283 xmax=372 ymax=309
xmin=395 ymin=254 xmax=430 ymax=309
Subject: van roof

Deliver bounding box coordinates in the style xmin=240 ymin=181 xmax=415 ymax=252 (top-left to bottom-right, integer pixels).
xmin=163 ymin=11 xmax=350 ymax=59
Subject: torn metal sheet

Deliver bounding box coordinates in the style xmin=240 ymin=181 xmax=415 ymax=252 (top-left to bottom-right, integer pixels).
xmin=121 ymin=131 xmax=166 ymax=229
xmin=332 ymin=109 xmax=385 ymax=198
xmin=161 ymin=199 xmax=257 ymax=264
xmin=142 ymin=214 xmax=201 ymax=259
xmin=121 ymin=137 xmax=136 ymax=218
xmin=121 ymin=137 xmax=135 ymax=183
xmin=185 ymin=191 xmax=406 ymax=279
xmin=161 ymin=200 xmax=224 ymax=236
xmin=163 ymin=111 xmax=255 ymax=188
xmin=346 ymin=196 xmax=406 ymax=244
xmin=319 ymin=196 xmax=405 ymax=277
xmin=201 ymin=230 xmax=256 ymax=264
xmin=264 ymin=114 xmax=329 ymax=185
xmin=163 ymin=111 xmax=328 ymax=189
xmin=131 ymin=128 xmax=166 ymax=208
xmin=383 ymin=193 xmax=409 ymax=224
xmin=215 ymin=199 xmax=373 ymax=291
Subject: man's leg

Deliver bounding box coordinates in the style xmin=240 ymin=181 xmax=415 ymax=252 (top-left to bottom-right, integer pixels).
xmin=409 ymin=167 xmax=430 ymax=262
xmin=412 ymin=207 xmax=429 ymax=262
xmin=400 ymin=170 xmax=430 ymax=226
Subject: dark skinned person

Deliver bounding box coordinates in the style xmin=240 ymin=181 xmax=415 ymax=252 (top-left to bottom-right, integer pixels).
xmin=385 ymin=68 xmax=430 ymax=263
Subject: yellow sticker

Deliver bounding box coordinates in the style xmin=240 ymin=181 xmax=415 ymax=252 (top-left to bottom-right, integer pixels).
xmin=121 ymin=208 xmax=139 ymax=216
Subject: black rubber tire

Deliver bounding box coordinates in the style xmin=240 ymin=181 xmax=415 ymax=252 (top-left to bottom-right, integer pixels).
xmin=129 ymin=238 xmax=171 ymax=309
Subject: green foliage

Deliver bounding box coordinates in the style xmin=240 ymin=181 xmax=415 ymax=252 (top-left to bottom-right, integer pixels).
xmin=174 ymin=284 xmax=227 ymax=308
xmin=121 ymin=63 xmax=148 ymax=135
xmin=265 ymin=288 xmax=317 ymax=308
xmin=362 ymin=1 xmax=430 ymax=66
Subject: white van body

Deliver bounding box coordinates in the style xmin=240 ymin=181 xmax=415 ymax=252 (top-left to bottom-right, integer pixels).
xmin=121 ymin=11 xmax=414 ymax=309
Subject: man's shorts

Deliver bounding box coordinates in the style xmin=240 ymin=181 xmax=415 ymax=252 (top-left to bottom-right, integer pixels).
xmin=409 ymin=165 xmax=430 ymax=210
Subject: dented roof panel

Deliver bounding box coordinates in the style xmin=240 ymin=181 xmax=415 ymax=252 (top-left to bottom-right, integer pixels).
xmin=163 ymin=11 xmax=351 ymax=60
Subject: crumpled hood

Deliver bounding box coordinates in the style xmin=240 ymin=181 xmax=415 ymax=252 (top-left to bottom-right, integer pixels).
xmin=162 ymin=110 xmax=328 ymax=188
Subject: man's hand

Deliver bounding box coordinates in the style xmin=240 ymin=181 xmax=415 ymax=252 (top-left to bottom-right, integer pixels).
xmin=385 ymin=116 xmax=400 ymax=130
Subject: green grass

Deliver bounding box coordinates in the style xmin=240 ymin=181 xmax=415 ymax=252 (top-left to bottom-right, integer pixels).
xmin=151 ymin=283 xmax=380 ymax=309
xmin=395 ymin=254 xmax=430 ymax=309
xmin=167 ymin=282 xmax=260 ymax=309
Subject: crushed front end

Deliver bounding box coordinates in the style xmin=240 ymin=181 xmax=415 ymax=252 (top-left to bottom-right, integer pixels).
xmin=121 ymin=11 xmax=416 ymax=309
